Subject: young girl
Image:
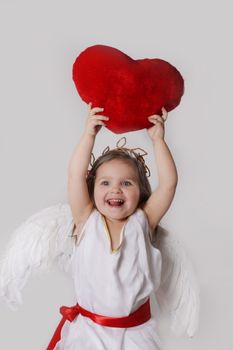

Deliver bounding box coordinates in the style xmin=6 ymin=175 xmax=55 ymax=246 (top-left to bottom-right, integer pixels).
xmin=47 ymin=102 xmax=178 ymax=350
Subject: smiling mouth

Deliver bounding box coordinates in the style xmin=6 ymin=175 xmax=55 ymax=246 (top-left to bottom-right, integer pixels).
xmin=107 ymin=199 xmax=125 ymax=207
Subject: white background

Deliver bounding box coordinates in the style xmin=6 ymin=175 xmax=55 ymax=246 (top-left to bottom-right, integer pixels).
xmin=0 ymin=0 xmax=232 ymax=349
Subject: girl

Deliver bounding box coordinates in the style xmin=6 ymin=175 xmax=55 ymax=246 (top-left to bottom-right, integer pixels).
xmin=48 ymin=102 xmax=178 ymax=350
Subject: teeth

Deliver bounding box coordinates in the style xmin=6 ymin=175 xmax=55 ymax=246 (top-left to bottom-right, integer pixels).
xmin=107 ymin=199 xmax=124 ymax=203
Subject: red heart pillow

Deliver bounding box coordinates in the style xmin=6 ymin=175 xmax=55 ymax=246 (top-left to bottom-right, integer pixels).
xmin=73 ymin=45 xmax=184 ymax=134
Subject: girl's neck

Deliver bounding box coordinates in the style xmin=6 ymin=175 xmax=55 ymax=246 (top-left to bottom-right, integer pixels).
xmin=103 ymin=215 xmax=128 ymax=228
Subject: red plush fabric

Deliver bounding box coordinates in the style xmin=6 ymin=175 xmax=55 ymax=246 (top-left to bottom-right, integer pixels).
xmin=73 ymin=45 xmax=184 ymax=134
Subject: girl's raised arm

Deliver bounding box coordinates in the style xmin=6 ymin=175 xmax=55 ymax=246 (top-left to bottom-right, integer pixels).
xmin=67 ymin=103 xmax=109 ymax=227
xmin=143 ymin=108 xmax=178 ymax=231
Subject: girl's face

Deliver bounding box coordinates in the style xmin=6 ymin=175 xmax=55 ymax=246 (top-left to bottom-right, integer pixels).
xmin=93 ymin=159 xmax=140 ymax=222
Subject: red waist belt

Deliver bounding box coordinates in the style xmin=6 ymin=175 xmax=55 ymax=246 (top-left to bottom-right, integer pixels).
xmin=46 ymin=298 xmax=151 ymax=350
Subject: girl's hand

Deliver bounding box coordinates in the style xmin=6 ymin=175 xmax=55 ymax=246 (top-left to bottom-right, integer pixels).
xmin=84 ymin=102 xmax=109 ymax=137
xmin=147 ymin=107 xmax=168 ymax=143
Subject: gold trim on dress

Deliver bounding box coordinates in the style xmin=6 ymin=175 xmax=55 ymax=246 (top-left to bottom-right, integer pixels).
xmin=101 ymin=215 xmax=124 ymax=254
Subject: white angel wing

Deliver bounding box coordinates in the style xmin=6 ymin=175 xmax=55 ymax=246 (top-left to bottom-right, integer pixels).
xmin=0 ymin=203 xmax=75 ymax=310
xmin=1 ymin=202 xmax=200 ymax=337
xmin=152 ymin=225 xmax=200 ymax=337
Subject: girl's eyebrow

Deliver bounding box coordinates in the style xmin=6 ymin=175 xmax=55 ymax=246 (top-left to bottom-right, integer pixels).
xmin=97 ymin=176 xmax=111 ymax=179
xmin=97 ymin=176 xmax=138 ymax=182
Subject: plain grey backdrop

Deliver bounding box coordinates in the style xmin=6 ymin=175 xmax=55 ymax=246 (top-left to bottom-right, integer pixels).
xmin=0 ymin=0 xmax=232 ymax=349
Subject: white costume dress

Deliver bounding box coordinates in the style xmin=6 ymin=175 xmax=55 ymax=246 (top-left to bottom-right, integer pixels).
xmin=55 ymin=207 xmax=162 ymax=350
xmin=0 ymin=203 xmax=200 ymax=346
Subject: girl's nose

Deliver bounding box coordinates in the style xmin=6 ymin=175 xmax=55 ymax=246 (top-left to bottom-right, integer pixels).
xmin=110 ymin=184 xmax=122 ymax=193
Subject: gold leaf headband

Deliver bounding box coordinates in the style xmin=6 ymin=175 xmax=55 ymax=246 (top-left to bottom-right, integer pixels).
xmin=89 ymin=137 xmax=151 ymax=177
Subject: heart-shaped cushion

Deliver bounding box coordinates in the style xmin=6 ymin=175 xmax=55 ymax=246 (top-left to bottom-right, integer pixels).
xmin=73 ymin=45 xmax=184 ymax=134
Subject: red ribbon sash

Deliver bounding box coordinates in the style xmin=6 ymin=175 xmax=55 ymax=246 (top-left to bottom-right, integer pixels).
xmin=46 ymin=299 xmax=151 ymax=350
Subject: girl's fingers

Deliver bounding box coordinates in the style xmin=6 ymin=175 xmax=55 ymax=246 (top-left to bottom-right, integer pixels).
xmin=148 ymin=108 xmax=168 ymax=122
xmin=148 ymin=115 xmax=164 ymax=123
xmin=161 ymin=107 xmax=168 ymax=120
xmin=90 ymin=115 xmax=109 ymax=121
xmin=95 ymin=121 xmax=106 ymax=126
xmin=89 ymin=118 xmax=107 ymax=126
xmin=90 ymin=107 xmax=104 ymax=115
xmin=88 ymin=102 xmax=92 ymax=112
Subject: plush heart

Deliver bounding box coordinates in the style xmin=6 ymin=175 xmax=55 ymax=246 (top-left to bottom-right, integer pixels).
xmin=73 ymin=45 xmax=184 ymax=134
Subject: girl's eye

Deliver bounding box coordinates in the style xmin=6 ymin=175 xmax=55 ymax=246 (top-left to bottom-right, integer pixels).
xmin=122 ymin=181 xmax=132 ymax=186
xmin=100 ymin=181 xmax=109 ymax=186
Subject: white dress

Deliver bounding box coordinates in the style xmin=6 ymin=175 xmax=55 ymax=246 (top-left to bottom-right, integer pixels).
xmin=54 ymin=208 xmax=162 ymax=350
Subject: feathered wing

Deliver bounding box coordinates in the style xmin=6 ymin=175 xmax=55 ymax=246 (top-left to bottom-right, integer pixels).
xmin=0 ymin=203 xmax=200 ymax=338
xmin=0 ymin=204 xmax=75 ymax=310
xmin=152 ymin=226 xmax=200 ymax=337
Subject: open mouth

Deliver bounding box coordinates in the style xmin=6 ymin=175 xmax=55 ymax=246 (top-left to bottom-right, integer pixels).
xmin=106 ymin=199 xmax=125 ymax=207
